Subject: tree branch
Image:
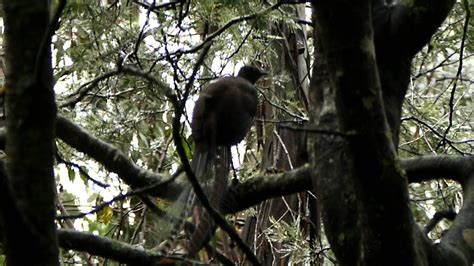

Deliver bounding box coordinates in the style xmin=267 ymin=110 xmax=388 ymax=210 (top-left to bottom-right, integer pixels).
xmin=60 ymin=70 xmax=120 ymax=108
xmin=375 ymin=0 xmax=457 ymax=58
xmin=56 ymin=169 xmax=181 ymax=220
xmin=219 ymin=164 xmax=315 ymax=214
xmin=33 ymin=0 xmax=66 ymax=83
xmin=403 ymin=155 xmax=474 ymax=184
xmin=156 ymin=1 xmax=284 ymax=61
xmin=439 ymin=0 xmax=470 ymax=147
xmin=401 ymin=116 xmax=467 ymax=155
xmin=423 ymin=209 xmax=457 ymax=235
xmin=435 ymin=172 xmax=474 ymax=264
xmin=55 ymin=115 xmax=183 ymax=198
xmin=58 ymin=229 xmax=193 ymax=265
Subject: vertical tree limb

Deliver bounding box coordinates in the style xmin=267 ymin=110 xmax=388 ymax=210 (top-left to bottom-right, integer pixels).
xmin=2 ymin=1 xmax=59 ymax=265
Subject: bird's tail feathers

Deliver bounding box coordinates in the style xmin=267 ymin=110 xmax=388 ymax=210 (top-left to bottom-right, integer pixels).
xmin=190 ymin=148 xmax=214 ymax=179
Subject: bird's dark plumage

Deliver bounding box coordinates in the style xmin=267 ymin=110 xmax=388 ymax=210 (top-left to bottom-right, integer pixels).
xmin=191 ymin=66 xmax=265 ymax=177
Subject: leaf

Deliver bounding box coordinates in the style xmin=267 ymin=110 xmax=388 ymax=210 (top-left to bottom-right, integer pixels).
xmin=79 ymin=168 xmax=89 ymax=185
xmin=182 ymin=135 xmax=193 ymax=161
xmin=67 ymin=166 xmax=76 ymax=182
xmin=96 ymin=205 xmax=114 ymax=224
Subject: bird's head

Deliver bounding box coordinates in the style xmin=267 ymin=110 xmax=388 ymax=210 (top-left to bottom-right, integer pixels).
xmin=237 ymin=65 xmax=267 ymax=84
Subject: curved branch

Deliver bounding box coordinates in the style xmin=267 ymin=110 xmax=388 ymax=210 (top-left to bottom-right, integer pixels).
xmin=55 ymin=116 xmax=183 ymax=198
xmin=219 ymin=164 xmax=315 ymax=214
xmin=376 ymin=0 xmax=456 ymax=57
xmin=423 ymin=209 xmax=457 ymax=235
xmin=5 ymin=120 xmax=474 ymax=209
xmin=436 ymin=172 xmax=474 ymax=265
xmin=402 ymin=155 xmax=474 ymax=184
xmin=57 ymin=229 xmax=193 ymax=265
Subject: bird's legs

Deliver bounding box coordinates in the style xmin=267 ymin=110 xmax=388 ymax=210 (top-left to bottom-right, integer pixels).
xmin=228 ymin=146 xmax=239 ymax=185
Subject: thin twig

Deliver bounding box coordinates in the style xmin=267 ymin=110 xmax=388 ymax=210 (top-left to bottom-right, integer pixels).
xmin=278 ymin=123 xmax=348 ymax=137
xmin=158 ymin=2 xmax=284 ymax=61
xmin=401 ymin=116 xmax=467 ymax=155
xmin=60 ymin=70 xmax=120 ymax=108
xmin=439 ymin=0 xmax=470 ymax=148
xmin=273 ymin=129 xmax=294 ymax=170
xmin=55 ymin=148 xmax=109 ymax=188
xmin=257 ymin=87 xmax=308 ymax=121
xmin=56 ymin=169 xmax=182 ymax=220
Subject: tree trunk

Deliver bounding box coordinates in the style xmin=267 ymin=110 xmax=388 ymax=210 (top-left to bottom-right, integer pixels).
xmin=241 ymin=5 xmax=316 ymax=264
xmin=310 ymin=0 xmax=472 ymax=265
xmin=0 ymin=1 xmax=59 ymax=265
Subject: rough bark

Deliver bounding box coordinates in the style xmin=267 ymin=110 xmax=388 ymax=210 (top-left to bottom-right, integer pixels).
xmin=309 ymin=7 xmax=361 ymax=264
xmin=1 ymin=1 xmax=59 ymax=265
xmin=310 ymin=0 xmax=473 ymax=265
xmin=57 ymin=229 xmax=190 ymax=265
xmin=240 ymin=5 xmax=314 ymax=264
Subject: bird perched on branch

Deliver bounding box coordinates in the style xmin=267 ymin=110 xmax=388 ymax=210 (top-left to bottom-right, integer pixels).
xmin=183 ymin=66 xmax=265 ymax=257
xmin=191 ymin=66 xmax=266 ymax=178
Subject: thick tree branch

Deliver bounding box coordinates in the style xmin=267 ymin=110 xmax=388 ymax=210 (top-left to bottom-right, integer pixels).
xmin=219 ymin=164 xmax=314 ymax=214
xmin=314 ymin=1 xmax=417 ymax=264
xmin=57 ymin=229 xmax=193 ymax=265
xmin=4 ymin=116 xmax=473 ymax=208
xmin=423 ymin=209 xmax=457 ymax=235
xmin=436 ymin=173 xmax=474 ymax=265
xmin=403 ymin=155 xmax=474 ymax=184
xmin=55 ymin=115 xmax=183 ymax=198
xmin=3 ymin=1 xmax=60 ymax=264
xmin=373 ymin=0 xmax=456 ymax=58
xmin=2 ymin=118 xmax=471 ymax=209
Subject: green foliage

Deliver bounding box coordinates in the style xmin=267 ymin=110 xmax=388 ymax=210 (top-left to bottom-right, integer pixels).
xmin=400 ymin=1 xmax=473 ymax=239
xmin=53 ymin=0 xmax=299 ymax=185
xmin=35 ymin=0 xmax=473 ymax=264
xmin=463 ymin=0 xmax=474 ymax=52
xmin=50 ymin=1 xmax=303 ymax=263
xmin=401 ymin=2 xmax=472 ymax=157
